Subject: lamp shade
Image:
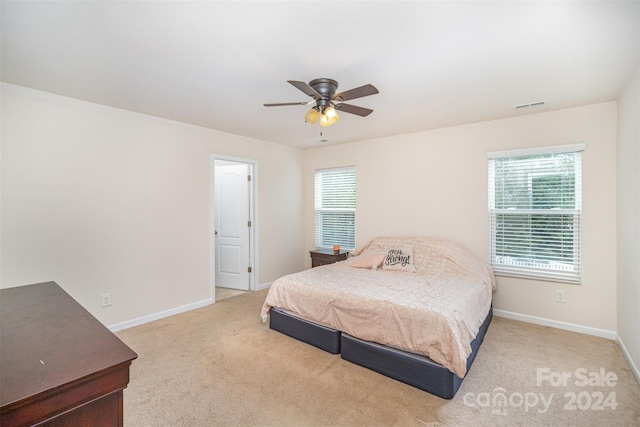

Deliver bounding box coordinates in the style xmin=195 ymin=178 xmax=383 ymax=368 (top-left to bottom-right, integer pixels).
xmin=320 ymin=106 xmax=339 ymax=127
xmin=304 ymin=108 xmax=319 ymax=124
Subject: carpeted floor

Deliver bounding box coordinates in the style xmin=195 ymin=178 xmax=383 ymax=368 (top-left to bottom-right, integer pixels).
xmin=116 ymin=289 xmax=640 ymax=426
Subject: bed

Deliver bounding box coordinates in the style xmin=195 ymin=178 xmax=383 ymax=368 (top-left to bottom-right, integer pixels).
xmin=260 ymin=236 xmax=496 ymax=399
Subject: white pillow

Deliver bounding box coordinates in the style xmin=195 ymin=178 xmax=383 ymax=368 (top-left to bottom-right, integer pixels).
xmin=351 ymin=252 xmax=386 ymax=270
xmin=382 ymin=247 xmax=416 ymax=272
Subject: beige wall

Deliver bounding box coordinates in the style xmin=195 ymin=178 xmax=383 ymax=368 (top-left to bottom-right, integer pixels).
xmin=303 ymin=102 xmax=618 ymax=332
xmin=0 ymin=83 xmax=305 ymax=326
xmin=0 ymin=81 xmax=625 ymax=339
xmin=617 ymin=66 xmax=640 ymax=377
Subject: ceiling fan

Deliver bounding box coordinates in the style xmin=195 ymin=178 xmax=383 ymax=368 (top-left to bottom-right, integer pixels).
xmin=264 ymin=78 xmax=379 ymax=127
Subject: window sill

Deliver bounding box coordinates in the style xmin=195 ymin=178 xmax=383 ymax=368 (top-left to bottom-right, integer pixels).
xmin=493 ymin=269 xmax=581 ymax=285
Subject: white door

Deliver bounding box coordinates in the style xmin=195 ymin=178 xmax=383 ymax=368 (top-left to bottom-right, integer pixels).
xmin=214 ymin=162 xmax=250 ymax=290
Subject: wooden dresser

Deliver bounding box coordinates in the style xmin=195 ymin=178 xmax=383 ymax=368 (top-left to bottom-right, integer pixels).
xmin=0 ymin=282 xmax=138 ymax=427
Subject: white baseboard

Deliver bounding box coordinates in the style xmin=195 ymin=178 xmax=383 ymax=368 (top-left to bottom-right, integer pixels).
xmin=492 ymin=309 xmax=617 ymax=340
xmin=257 ymin=281 xmax=272 ymax=291
xmin=108 ymin=282 xmax=274 ymax=332
xmin=108 ymin=298 xmax=214 ymax=332
xmin=616 ymin=333 xmax=640 ymax=385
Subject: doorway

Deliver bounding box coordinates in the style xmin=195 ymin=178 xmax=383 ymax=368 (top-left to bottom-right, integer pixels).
xmin=211 ymin=156 xmax=257 ymax=301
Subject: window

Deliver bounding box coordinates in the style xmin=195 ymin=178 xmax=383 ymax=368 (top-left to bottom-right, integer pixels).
xmin=488 ymin=144 xmax=585 ymax=283
xmin=315 ymin=166 xmax=356 ymax=250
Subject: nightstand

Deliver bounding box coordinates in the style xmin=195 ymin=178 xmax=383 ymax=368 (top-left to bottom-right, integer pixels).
xmin=309 ymin=248 xmax=349 ymax=268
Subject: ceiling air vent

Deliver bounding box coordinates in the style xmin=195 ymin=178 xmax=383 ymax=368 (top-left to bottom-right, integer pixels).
xmin=514 ymin=100 xmax=547 ymax=109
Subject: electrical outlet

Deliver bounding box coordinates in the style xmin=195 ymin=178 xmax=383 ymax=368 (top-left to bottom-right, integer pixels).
xmin=556 ymin=290 xmax=566 ymax=303
xmin=102 ymin=293 xmax=112 ymax=307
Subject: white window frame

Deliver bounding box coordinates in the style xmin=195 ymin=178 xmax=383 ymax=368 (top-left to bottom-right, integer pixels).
xmin=314 ymin=166 xmax=356 ymax=250
xmin=488 ymin=143 xmax=585 ymax=284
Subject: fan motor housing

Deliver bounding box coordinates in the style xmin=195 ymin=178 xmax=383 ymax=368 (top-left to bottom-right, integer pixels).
xmin=309 ymin=78 xmax=338 ymax=102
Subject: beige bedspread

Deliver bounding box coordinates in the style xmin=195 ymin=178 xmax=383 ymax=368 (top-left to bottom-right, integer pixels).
xmin=260 ymin=236 xmax=496 ymax=378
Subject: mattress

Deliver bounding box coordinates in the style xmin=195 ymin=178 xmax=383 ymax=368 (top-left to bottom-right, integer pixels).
xmin=262 ymin=237 xmax=495 ymax=378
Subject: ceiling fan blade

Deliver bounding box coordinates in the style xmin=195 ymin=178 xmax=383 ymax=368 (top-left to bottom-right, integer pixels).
xmin=288 ymin=80 xmax=322 ymax=99
xmin=263 ymin=102 xmax=310 ymax=107
xmin=333 ymin=84 xmax=379 ymax=102
xmin=335 ymin=103 xmax=374 ymax=117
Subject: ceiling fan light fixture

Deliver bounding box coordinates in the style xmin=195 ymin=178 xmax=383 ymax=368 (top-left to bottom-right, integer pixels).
xmin=320 ymin=106 xmax=339 ymax=127
xmin=265 ymin=78 xmax=377 ymax=127
xmin=304 ymin=107 xmax=319 ymax=124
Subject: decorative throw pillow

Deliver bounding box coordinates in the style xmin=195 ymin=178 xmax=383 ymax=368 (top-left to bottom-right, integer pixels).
xmin=351 ymin=252 xmax=386 ymax=270
xmin=382 ymin=247 xmax=416 ymax=272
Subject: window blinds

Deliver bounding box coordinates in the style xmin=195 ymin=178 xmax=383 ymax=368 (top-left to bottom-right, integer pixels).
xmin=315 ymin=167 xmax=356 ymax=250
xmin=488 ymin=144 xmax=584 ymax=283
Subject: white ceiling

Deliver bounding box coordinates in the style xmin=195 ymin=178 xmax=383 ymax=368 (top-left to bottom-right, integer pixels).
xmin=2 ymin=1 xmax=639 ymax=149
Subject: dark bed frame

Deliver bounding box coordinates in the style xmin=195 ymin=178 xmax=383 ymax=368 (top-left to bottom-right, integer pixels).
xmin=269 ymin=307 xmax=493 ymax=399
